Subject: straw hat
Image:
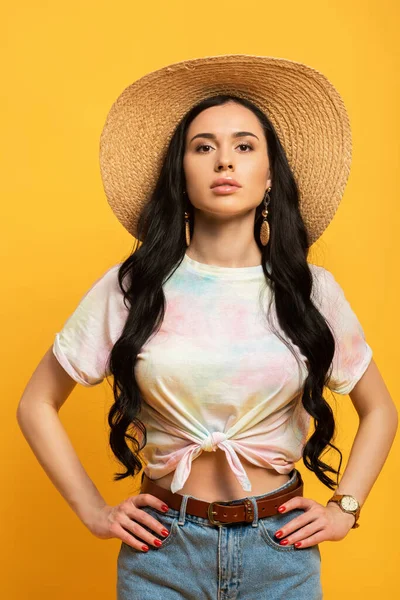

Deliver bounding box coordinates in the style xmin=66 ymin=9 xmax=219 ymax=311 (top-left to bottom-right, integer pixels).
xmin=99 ymin=54 xmax=352 ymax=246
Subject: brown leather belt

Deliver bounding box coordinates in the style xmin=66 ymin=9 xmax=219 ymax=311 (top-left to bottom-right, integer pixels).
xmin=140 ymin=471 xmax=303 ymax=525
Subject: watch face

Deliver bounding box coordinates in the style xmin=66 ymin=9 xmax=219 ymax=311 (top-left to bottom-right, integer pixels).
xmin=341 ymin=496 xmax=358 ymax=511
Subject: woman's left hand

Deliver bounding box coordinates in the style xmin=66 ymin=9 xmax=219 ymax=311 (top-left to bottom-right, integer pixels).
xmin=273 ymin=497 xmax=357 ymax=548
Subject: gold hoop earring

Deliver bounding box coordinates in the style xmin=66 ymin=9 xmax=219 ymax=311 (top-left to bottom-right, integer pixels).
xmin=260 ymin=187 xmax=272 ymax=246
xmin=183 ymin=191 xmax=191 ymax=246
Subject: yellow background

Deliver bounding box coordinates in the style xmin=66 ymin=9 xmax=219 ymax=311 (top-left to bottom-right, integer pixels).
xmin=3 ymin=0 xmax=399 ymax=597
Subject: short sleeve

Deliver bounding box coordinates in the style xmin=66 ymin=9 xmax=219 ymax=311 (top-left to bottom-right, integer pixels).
xmin=311 ymin=265 xmax=373 ymax=395
xmin=52 ymin=263 xmax=129 ymax=386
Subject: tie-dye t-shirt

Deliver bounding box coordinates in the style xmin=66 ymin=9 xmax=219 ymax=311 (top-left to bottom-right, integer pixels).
xmin=52 ymin=253 xmax=373 ymax=493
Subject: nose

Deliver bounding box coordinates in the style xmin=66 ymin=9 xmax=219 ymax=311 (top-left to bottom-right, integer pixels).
xmin=215 ymin=147 xmax=234 ymax=171
xmin=216 ymin=158 xmax=234 ymax=172
xmin=217 ymin=162 xmax=233 ymax=171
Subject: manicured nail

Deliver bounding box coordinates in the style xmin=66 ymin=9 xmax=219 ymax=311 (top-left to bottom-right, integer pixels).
xmin=275 ymin=530 xmax=283 ymax=538
xmin=161 ymin=529 xmax=169 ymax=537
xmin=294 ymin=542 xmax=302 ymax=547
xmin=278 ymin=506 xmax=286 ymax=512
xmin=279 ymin=540 xmax=289 ymax=546
xmin=142 ymin=545 xmax=149 ymax=552
xmin=154 ymin=539 xmax=162 ymax=547
xmin=161 ymin=504 xmax=169 ymax=512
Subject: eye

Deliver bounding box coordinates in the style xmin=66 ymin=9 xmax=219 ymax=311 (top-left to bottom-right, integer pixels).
xmin=237 ymin=143 xmax=253 ymax=152
xmin=195 ymin=142 xmax=254 ymax=153
xmin=195 ymin=144 xmax=213 ymax=153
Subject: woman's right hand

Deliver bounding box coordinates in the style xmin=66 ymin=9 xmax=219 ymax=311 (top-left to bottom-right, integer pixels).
xmin=87 ymin=493 xmax=171 ymax=552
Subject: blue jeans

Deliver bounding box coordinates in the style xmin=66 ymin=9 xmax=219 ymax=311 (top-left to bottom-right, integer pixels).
xmin=117 ymin=468 xmax=322 ymax=599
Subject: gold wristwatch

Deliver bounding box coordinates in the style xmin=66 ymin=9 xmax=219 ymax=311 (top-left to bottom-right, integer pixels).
xmin=327 ymin=494 xmax=361 ymax=528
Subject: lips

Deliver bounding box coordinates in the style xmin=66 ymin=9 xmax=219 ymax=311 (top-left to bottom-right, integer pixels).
xmin=210 ymin=178 xmax=241 ymax=189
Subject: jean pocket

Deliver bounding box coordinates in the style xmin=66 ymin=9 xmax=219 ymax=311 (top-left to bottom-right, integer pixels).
xmin=122 ymin=505 xmax=180 ymax=553
xmin=258 ymin=508 xmax=307 ymax=552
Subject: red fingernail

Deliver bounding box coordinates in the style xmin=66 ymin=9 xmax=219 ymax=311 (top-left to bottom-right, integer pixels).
xmin=294 ymin=542 xmax=302 ymax=547
xmin=161 ymin=504 xmax=169 ymax=512
xmin=279 ymin=540 xmax=289 ymax=546
xmin=142 ymin=545 xmax=149 ymax=552
xmin=278 ymin=506 xmax=286 ymax=512
xmin=275 ymin=530 xmax=283 ymax=538
xmin=161 ymin=529 xmax=169 ymax=537
xmin=154 ymin=539 xmax=162 ymax=547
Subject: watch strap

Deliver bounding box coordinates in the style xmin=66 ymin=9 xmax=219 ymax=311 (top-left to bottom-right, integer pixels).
xmin=327 ymin=494 xmax=361 ymax=528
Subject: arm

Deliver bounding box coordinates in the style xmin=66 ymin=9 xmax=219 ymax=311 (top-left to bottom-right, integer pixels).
xmin=16 ymin=345 xmax=108 ymax=529
xmin=329 ymin=357 xmax=398 ymax=507
xmin=271 ymin=358 xmax=398 ymax=548
xmin=311 ymin=265 xmax=398 ymax=506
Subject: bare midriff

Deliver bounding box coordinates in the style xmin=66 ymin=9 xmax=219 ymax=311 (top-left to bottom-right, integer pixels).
xmin=151 ymin=448 xmax=292 ymax=502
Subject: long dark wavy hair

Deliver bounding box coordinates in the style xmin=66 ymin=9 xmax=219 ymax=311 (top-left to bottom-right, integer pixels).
xmin=107 ymin=94 xmax=342 ymax=491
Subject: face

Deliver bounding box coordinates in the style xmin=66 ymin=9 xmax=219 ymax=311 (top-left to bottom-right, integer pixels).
xmin=183 ymin=102 xmax=272 ymax=221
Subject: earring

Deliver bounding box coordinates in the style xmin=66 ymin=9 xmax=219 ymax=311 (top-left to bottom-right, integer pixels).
xmin=184 ymin=210 xmax=191 ymax=246
xmin=183 ymin=190 xmax=191 ymax=246
xmin=260 ymin=187 xmax=272 ymax=246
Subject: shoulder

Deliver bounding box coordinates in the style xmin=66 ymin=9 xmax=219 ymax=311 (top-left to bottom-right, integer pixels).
xmin=308 ymin=262 xmax=336 ymax=288
xmin=308 ymin=263 xmax=343 ymax=309
xmin=62 ymin=262 xmax=129 ymax=329
xmin=85 ymin=262 xmax=122 ymax=292
xmin=308 ymin=262 xmax=334 ymax=282
xmin=77 ymin=262 xmax=125 ymax=305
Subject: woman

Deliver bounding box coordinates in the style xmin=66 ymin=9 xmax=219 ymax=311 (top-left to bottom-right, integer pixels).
xmin=17 ymin=55 xmax=398 ymax=599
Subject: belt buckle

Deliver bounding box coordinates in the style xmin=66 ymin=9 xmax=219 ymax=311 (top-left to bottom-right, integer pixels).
xmin=208 ymin=498 xmax=254 ymax=525
xmin=208 ymin=501 xmax=229 ymax=526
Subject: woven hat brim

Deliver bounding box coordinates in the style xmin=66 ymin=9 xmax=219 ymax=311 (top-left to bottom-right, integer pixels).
xmin=99 ymin=54 xmax=352 ymax=245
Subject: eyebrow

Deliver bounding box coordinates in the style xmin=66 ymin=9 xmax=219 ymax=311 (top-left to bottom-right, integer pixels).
xmin=189 ymin=131 xmax=260 ymax=143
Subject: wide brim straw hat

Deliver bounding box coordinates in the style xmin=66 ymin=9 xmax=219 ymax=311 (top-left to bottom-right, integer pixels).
xmin=99 ymin=53 xmax=352 ymax=246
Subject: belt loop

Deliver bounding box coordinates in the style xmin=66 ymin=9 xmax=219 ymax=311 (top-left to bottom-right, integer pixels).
xmin=247 ymin=496 xmax=259 ymax=528
xmin=178 ymin=494 xmax=191 ymax=526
